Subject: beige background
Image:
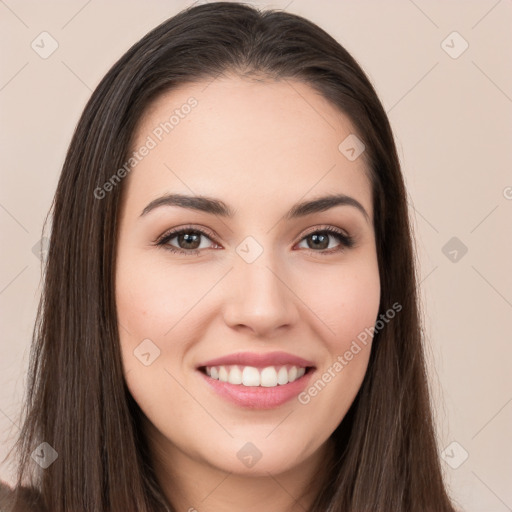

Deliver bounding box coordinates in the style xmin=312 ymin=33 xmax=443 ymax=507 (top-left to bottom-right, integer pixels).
xmin=1 ymin=1 xmax=511 ymax=510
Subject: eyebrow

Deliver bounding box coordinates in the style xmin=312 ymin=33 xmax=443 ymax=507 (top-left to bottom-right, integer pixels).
xmin=140 ymin=192 xmax=370 ymax=223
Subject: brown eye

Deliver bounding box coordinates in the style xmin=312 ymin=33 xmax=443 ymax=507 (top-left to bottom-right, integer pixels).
xmin=305 ymin=232 xmax=330 ymax=250
xmin=174 ymin=231 xmax=203 ymax=250
xmin=297 ymin=227 xmax=354 ymax=255
xmin=156 ymin=227 xmax=218 ymax=255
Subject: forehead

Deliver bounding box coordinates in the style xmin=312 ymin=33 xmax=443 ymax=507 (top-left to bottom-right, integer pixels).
xmin=124 ymin=75 xmax=372 ymax=222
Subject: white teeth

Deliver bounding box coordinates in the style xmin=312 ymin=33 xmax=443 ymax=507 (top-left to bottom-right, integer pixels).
xmin=204 ymin=364 xmax=309 ymax=387
xmin=277 ymin=366 xmax=289 ymax=385
xmin=242 ymin=366 xmax=260 ymax=386
xmin=218 ymin=366 xmax=229 ymax=382
xmin=228 ymin=366 xmax=243 ymax=385
xmin=260 ymin=367 xmax=278 ymax=387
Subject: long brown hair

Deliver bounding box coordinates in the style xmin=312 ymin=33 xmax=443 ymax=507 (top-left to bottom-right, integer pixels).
xmin=4 ymin=2 xmax=458 ymax=511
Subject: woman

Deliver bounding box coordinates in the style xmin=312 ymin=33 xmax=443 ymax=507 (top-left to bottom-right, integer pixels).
xmin=1 ymin=2 xmax=460 ymax=511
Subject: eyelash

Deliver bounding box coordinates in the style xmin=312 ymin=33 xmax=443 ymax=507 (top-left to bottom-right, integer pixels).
xmin=154 ymin=224 xmax=355 ymax=257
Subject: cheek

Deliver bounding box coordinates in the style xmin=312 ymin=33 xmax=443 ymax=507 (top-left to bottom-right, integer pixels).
xmin=294 ymin=257 xmax=380 ymax=432
xmin=115 ymin=254 xmax=202 ymax=422
xmin=297 ymin=256 xmax=381 ymax=346
xmin=115 ymin=254 xmax=193 ymax=394
xmin=115 ymin=250 xmax=211 ymax=344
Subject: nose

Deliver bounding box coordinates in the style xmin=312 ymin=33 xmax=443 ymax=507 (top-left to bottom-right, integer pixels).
xmin=222 ymin=253 xmax=299 ymax=339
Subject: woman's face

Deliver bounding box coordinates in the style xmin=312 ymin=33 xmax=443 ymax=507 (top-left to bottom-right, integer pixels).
xmin=115 ymin=75 xmax=380 ymax=477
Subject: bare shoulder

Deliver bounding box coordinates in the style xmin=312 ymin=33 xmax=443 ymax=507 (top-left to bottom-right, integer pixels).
xmin=0 ymin=479 xmax=46 ymax=512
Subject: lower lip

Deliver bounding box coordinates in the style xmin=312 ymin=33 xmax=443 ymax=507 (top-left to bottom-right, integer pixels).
xmin=197 ymin=369 xmax=315 ymax=409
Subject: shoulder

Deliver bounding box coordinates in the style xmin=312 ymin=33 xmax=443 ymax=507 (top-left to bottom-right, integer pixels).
xmin=0 ymin=479 xmax=46 ymax=512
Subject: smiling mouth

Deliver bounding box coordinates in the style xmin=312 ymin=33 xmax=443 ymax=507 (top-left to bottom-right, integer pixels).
xmin=198 ymin=364 xmax=315 ymax=388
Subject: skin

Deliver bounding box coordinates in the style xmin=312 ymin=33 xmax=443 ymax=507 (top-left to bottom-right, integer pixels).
xmin=115 ymin=74 xmax=381 ymax=512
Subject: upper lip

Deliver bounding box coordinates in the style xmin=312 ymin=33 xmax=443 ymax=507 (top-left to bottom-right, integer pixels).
xmin=197 ymin=351 xmax=315 ymax=369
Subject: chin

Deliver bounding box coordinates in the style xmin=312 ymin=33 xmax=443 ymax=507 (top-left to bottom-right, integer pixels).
xmin=199 ymin=436 xmax=317 ymax=477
